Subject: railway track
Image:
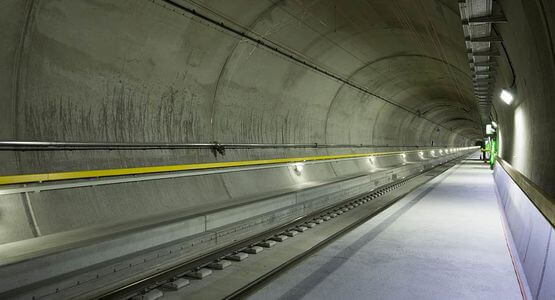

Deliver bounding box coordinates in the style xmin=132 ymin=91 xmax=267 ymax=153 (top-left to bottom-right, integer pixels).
xmin=100 ymin=156 xmax=467 ymax=300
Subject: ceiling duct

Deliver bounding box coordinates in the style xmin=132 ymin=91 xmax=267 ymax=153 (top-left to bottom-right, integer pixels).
xmin=458 ymin=0 xmax=507 ymax=126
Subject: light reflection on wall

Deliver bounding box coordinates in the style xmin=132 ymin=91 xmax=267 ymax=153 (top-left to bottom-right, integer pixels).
xmin=498 ymin=127 xmax=503 ymax=158
xmin=512 ymin=106 xmax=527 ymax=171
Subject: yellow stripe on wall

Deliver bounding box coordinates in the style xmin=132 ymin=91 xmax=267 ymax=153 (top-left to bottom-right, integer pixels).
xmin=0 ymin=149 xmax=437 ymax=186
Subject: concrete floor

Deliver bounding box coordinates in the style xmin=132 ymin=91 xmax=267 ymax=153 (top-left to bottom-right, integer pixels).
xmin=249 ymin=154 xmax=523 ymax=300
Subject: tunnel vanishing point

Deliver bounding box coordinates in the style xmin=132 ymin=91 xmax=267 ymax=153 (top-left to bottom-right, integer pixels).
xmin=0 ymin=1 xmax=554 ymax=299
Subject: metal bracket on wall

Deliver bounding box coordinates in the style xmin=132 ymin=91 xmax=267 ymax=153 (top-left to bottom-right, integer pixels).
xmin=210 ymin=142 xmax=225 ymax=157
xmin=21 ymin=185 xmax=42 ymax=237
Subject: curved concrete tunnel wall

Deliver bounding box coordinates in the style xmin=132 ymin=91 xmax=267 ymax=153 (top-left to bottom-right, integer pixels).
xmin=0 ymin=0 xmax=481 ymax=176
xmin=0 ymin=0 xmax=553 ymax=297
xmin=485 ymin=2 xmax=555 ymax=298
xmin=0 ymin=0 xmax=552 ymax=240
xmin=491 ymin=0 xmax=555 ymax=198
xmin=0 ymin=0 xmax=485 ymax=246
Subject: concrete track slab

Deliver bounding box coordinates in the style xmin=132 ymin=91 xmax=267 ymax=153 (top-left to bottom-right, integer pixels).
xmin=250 ymin=154 xmax=522 ymax=300
xmin=158 ymin=157 xmax=454 ymax=300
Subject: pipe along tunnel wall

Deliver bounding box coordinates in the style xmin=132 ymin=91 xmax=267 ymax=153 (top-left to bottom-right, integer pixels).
xmin=0 ymin=148 xmax=475 ymax=299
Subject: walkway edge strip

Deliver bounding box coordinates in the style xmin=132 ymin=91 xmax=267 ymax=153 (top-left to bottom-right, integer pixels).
xmin=0 ymin=148 xmax=476 ymax=186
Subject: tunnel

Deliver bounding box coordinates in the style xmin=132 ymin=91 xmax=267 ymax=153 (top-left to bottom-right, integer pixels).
xmin=0 ymin=0 xmax=553 ymax=299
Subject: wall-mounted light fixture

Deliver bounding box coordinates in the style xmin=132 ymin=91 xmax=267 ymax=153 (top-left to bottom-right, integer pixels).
xmin=500 ymin=89 xmax=514 ymax=105
xmin=293 ymin=163 xmax=303 ymax=174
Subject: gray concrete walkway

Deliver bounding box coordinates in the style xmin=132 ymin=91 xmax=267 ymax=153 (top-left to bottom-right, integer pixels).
xmin=249 ymin=153 xmax=522 ymax=300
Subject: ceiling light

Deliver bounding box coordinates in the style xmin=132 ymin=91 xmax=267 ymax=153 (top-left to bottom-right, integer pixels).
xmin=500 ymin=89 xmax=514 ymax=105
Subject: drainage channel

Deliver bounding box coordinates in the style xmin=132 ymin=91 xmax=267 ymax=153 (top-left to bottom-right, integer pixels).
xmin=100 ymin=157 xmax=466 ymax=300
